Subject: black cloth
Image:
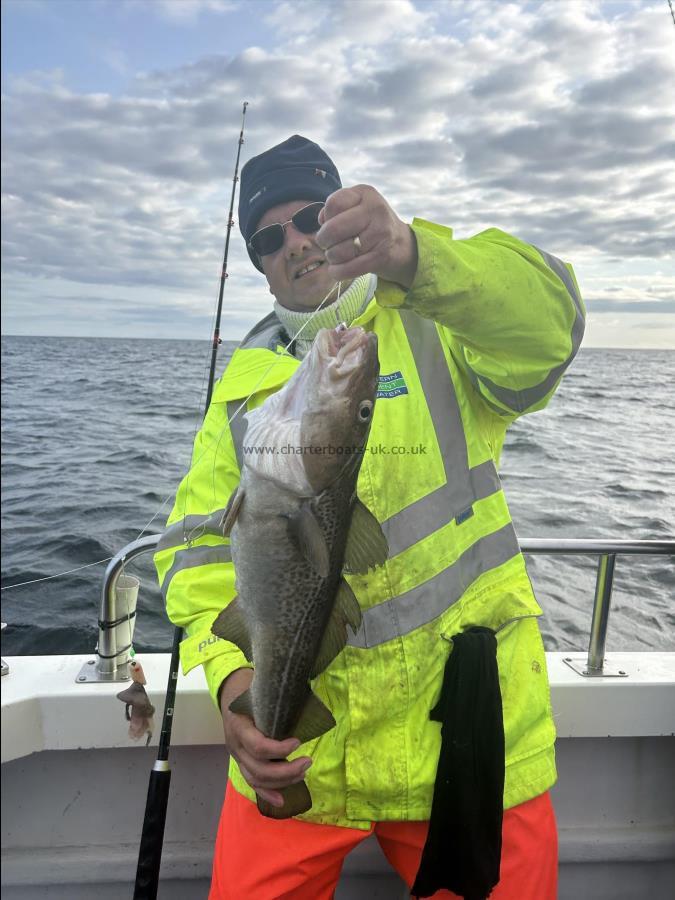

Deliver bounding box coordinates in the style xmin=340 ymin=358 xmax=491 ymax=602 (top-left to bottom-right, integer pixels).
xmin=412 ymin=626 xmax=505 ymax=900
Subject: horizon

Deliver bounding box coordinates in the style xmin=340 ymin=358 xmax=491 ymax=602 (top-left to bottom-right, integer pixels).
xmin=2 ymin=331 xmax=674 ymax=352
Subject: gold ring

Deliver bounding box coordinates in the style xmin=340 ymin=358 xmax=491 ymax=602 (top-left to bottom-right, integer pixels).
xmin=353 ymin=235 xmax=362 ymax=254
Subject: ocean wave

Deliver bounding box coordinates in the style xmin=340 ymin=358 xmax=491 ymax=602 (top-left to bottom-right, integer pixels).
xmin=2 ymin=336 xmax=673 ymax=655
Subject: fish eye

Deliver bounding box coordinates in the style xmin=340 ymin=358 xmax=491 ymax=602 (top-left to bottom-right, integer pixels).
xmin=358 ymin=401 xmax=373 ymax=421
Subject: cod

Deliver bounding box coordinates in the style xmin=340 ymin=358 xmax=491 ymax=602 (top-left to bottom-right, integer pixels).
xmin=212 ymin=323 xmax=388 ymax=819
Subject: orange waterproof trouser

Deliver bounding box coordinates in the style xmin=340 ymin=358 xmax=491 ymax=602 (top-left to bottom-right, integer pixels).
xmin=209 ymin=782 xmax=558 ymax=900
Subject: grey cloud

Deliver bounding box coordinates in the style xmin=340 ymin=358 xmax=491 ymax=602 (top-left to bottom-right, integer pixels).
xmin=368 ymin=139 xmax=460 ymax=171
xmin=455 ymin=112 xmax=674 ymax=177
xmin=470 ymin=60 xmax=542 ymax=99
xmin=2 ymin=0 xmax=674 ymax=339
xmin=585 ymin=299 xmax=675 ymax=314
xmin=577 ymin=59 xmax=674 ymax=109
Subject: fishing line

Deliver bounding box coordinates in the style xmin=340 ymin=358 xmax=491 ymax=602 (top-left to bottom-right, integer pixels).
xmin=138 ymin=271 xmax=346 ymax=548
xmin=112 ymin=272 xmax=346 ymax=555
xmin=0 ymin=557 xmax=115 ymax=592
xmin=2 ymin=112 xmax=347 ymax=588
xmin=201 ymin=277 xmax=345 ymax=534
xmin=1 ymin=274 xmax=347 ymax=592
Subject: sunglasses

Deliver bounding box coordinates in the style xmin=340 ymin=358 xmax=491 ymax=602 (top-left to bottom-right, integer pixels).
xmin=248 ymin=201 xmax=325 ymax=258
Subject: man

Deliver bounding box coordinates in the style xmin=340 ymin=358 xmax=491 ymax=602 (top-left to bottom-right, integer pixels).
xmin=155 ymin=134 xmax=584 ymax=899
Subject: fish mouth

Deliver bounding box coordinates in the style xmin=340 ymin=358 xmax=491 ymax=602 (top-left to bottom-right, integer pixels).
xmin=319 ymin=325 xmax=378 ymax=376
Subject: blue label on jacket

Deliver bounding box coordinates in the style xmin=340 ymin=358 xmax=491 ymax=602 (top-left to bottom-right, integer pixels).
xmin=377 ymin=371 xmax=408 ymax=399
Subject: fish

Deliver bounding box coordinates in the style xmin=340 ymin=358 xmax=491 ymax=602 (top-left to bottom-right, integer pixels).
xmin=117 ymin=659 xmax=155 ymax=745
xmin=211 ymin=323 xmax=388 ymax=819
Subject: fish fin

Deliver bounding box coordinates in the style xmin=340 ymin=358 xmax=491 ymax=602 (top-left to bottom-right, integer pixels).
xmin=343 ymin=498 xmax=389 ymax=574
xmin=117 ymin=682 xmax=147 ymax=706
xmin=220 ymin=486 xmax=245 ymax=537
xmin=228 ymin=688 xmax=253 ymax=719
xmin=287 ymin=502 xmax=330 ymax=578
xmin=310 ymin=580 xmax=362 ymax=678
xmin=292 ymin=690 xmax=336 ymax=744
xmin=211 ymin=597 xmax=253 ymax=661
xmin=257 ymin=780 xmax=312 ymax=819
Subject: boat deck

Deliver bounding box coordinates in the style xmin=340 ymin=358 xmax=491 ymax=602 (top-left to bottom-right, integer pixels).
xmin=2 ymin=651 xmax=674 ymax=898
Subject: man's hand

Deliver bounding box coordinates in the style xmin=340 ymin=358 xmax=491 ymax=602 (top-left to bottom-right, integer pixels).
xmin=316 ymin=185 xmax=418 ymax=289
xmin=219 ymin=668 xmax=312 ymax=810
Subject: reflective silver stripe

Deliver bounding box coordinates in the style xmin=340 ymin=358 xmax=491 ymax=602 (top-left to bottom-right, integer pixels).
xmin=381 ymin=311 xmax=502 ymax=557
xmin=347 ymin=522 xmax=520 ymax=649
xmin=461 ymin=363 xmax=512 ymax=418
xmin=161 ymin=544 xmax=232 ymax=599
xmin=398 ymin=310 xmax=475 ymax=513
xmin=156 ymin=510 xmax=229 ymax=553
xmin=227 ymin=400 xmax=247 ymax=471
xmin=470 ymin=248 xmax=585 ymax=414
xmin=383 ymin=459 xmax=500 ymax=557
xmin=223 ymin=311 xmax=503 ymax=559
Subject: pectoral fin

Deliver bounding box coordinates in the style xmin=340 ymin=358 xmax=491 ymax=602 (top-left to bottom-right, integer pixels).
xmin=257 ymin=780 xmax=312 ymax=820
xmin=310 ymin=580 xmax=362 ymax=678
xmin=292 ymin=690 xmax=336 ymax=744
xmin=211 ymin=597 xmax=253 ymax=661
xmin=343 ymin=498 xmax=388 ymax=574
xmin=220 ymin=486 xmax=245 ymax=537
xmin=287 ymin=502 xmax=330 ymax=578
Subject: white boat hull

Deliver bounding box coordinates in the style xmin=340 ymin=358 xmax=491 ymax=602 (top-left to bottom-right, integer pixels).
xmin=3 ymin=652 xmax=674 ymax=899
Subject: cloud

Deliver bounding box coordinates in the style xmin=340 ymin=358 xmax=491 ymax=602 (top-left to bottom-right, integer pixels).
xmin=2 ymin=0 xmax=674 ymax=344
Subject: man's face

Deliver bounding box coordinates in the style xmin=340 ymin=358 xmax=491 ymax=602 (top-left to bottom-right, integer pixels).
xmin=256 ymin=199 xmax=340 ymax=311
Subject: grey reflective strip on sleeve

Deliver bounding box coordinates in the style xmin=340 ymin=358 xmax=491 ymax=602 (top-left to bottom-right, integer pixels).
xmin=160 ymin=544 xmax=232 ymax=599
xmin=227 ymin=400 xmax=247 ymax=471
xmin=347 ymin=522 xmax=520 ymax=649
xmin=156 ymin=509 xmax=230 ymax=553
xmin=469 ymin=248 xmax=585 ymax=413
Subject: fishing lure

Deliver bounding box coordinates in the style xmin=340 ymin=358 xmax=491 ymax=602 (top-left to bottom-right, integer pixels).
xmin=117 ymin=659 xmax=155 ymax=746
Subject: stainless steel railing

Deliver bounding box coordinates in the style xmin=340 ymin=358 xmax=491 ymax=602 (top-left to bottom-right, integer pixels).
xmin=519 ymin=539 xmax=674 ymax=676
xmin=81 ymin=535 xmax=675 ymax=683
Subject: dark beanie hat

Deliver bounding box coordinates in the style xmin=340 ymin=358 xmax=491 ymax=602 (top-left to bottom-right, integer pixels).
xmin=238 ymin=135 xmax=342 ymax=271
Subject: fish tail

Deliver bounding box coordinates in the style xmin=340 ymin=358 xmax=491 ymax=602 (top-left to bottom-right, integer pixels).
xmin=256 ymin=780 xmax=312 ymax=820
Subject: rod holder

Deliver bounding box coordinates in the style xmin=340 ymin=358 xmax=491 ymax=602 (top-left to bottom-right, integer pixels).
xmin=76 ymin=534 xmax=161 ymax=684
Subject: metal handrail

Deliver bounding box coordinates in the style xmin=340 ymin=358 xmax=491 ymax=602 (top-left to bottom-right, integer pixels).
xmin=520 ymin=538 xmax=675 ymax=676
xmin=86 ymin=535 xmax=674 ymax=682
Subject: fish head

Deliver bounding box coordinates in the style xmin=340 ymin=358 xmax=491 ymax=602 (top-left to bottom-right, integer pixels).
xmin=299 ymin=325 xmax=379 ymax=491
xmin=242 ymin=324 xmax=378 ymax=496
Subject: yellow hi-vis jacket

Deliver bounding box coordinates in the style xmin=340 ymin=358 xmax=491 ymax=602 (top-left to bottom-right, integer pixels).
xmin=154 ymin=218 xmax=585 ymax=828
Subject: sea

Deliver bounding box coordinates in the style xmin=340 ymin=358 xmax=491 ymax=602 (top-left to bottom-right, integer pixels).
xmin=1 ymin=335 xmax=673 ymax=657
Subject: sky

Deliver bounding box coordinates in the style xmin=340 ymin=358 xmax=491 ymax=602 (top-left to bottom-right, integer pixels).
xmin=1 ymin=0 xmax=674 ymax=347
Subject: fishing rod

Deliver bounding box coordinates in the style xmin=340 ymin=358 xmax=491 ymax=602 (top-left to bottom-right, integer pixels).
xmin=133 ymin=100 xmax=249 ymax=900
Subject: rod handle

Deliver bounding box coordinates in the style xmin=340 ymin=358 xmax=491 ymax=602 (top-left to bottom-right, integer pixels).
xmin=133 ymin=767 xmax=172 ymax=900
